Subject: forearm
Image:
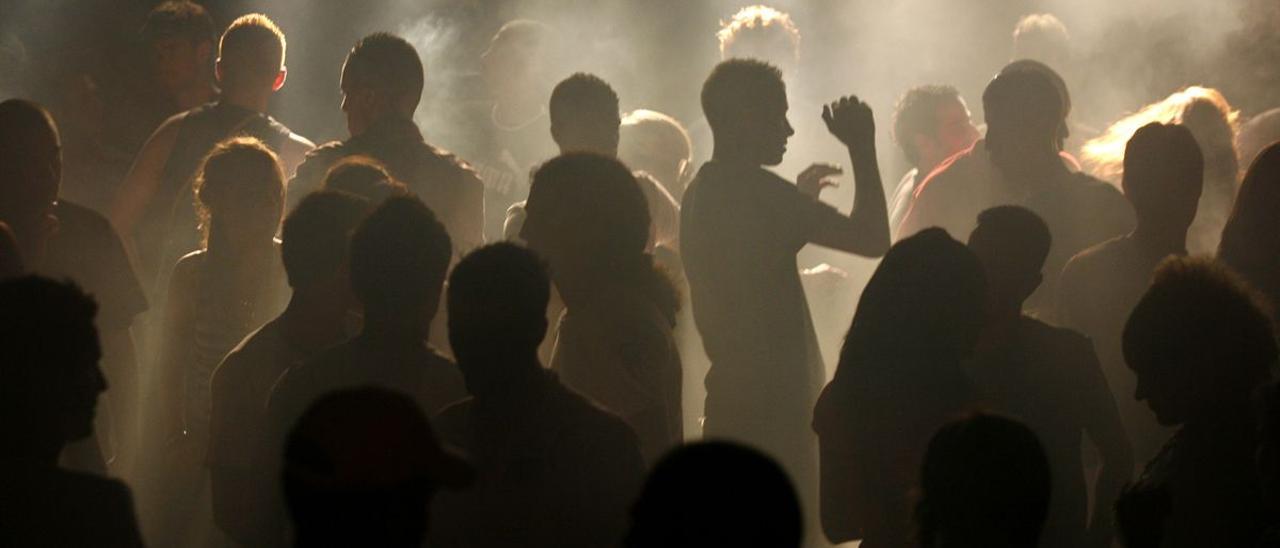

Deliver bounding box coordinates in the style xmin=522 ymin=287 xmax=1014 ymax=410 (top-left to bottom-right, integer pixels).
xmin=845 ymin=143 xmax=891 ymax=256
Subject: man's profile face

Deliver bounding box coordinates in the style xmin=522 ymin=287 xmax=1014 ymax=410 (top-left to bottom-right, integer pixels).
xmin=737 ymin=85 xmax=793 ymax=167
xmin=1130 ymin=357 xmax=1190 ymax=426
xmin=339 ymin=65 xmax=373 ymax=137
xmin=933 ymin=99 xmax=981 ymax=160
xmin=151 ymin=36 xmax=209 ymax=94
xmin=55 ymin=326 xmax=105 ymax=442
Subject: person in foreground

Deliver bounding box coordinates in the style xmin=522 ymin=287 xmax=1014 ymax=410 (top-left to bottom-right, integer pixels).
xmin=430 ymin=243 xmax=645 ymax=548
xmin=0 ymin=276 xmax=145 ymax=547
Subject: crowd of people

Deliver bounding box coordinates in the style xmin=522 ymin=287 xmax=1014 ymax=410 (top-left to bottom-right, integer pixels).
xmin=2 ymin=2 xmax=1280 ymax=548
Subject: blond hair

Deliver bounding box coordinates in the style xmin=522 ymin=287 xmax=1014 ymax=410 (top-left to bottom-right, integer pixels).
xmin=218 ymin=13 xmax=286 ymax=84
xmin=717 ymin=5 xmax=800 ymax=63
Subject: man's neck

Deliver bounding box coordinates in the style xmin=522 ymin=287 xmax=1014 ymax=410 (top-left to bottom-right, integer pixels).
xmin=279 ymin=293 xmax=350 ymax=351
xmin=173 ymin=82 xmax=217 ymax=112
xmin=220 ymin=86 xmax=271 ymax=113
xmin=711 ymin=143 xmax=763 ymax=168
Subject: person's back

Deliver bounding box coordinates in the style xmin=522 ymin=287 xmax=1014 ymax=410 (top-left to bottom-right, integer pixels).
xmin=429 ymin=243 xmax=645 ymax=548
xmin=1219 ymin=141 xmax=1280 ymax=326
xmin=114 ymin=14 xmax=313 ymax=288
xmin=288 ymin=32 xmax=484 ymax=255
xmin=966 ymin=206 xmax=1132 ymax=548
xmin=813 ymin=229 xmax=984 ymax=547
xmin=1118 ymin=257 xmax=1275 ymax=548
xmin=1059 ymin=123 xmax=1205 ymax=463
xmin=901 ymin=66 xmax=1133 ymax=311
xmin=0 ymin=276 xmax=145 ymax=548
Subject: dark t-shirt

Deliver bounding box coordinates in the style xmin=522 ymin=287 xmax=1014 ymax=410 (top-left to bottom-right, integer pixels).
xmin=288 ymin=117 xmax=486 ymax=255
xmin=967 ymin=317 xmax=1123 ymax=548
xmin=1058 ymin=235 xmax=1180 ymax=463
xmin=900 ymin=141 xmax=1135 ymax=314
xmin=680 ymin=160 xmax=827 ymax=424
xmin=429 ymin=373 xmax=645 ymax=548
xmin=42 ymin=200 xmax=148 ymax=330
xmin=0 ymin=465 xmax=145 ymax=547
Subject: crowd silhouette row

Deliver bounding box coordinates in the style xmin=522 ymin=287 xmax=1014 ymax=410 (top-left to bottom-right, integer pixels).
xmin=2 ymin=3 xmax=1280 ymax=548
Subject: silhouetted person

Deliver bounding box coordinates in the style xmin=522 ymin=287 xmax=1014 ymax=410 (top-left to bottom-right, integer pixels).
xmin=113 ymin=14 xmax=314 ymax=290
xmin=887 ymin=85 xmax=981 ymax=234
xmin=681 ymin=58 xmax=890 ymax=533
xmin=900 ymin=65 xmax=1133 ymax=314
xmin=967 ymin=205 xmax=1133 ymax=548
xmin=283 ymin=388 xmax=473 ymax=548
xmin=143 ymin=1 xmax=218 ymax=115
xmin=620 ymin=109 xmax=695 ymax=202
xmin=1012 ymin=14 xmax=1071 ymax=74
xmin=0 ymin=276 xmax=144 ymax=547
xmin=916 ymin=413 xmax=1051 ymax=548
xmin=1117 ymin=257 xmax=1275 ymax=548
xmin=0 ymin=99 xmax=147 ymax=472
xmin=1219 ymin=141 xmax=1280 ymax=326
xmin=430 ymin=243 xmax=645 ymax=548
xmin=457 ymin=20 xmax=560 ymax=240
xmin=504 ymin=73 xmax=681 ymax=254
xmin=207 ymin=190 xmax=369 ymax=546
xmin=320 ymin=155 xmax=409 ymax=204
xmin=813 ymin=229 xmax=983 ymax=547
xmin=625 ymin=441 xmax=802 ymax=548
xmin=1236 ymin=107 xmax=1280 ymax=171
xmin=1059 ymin=123 xmax=1204 ymax=463
xmin=521 ymin=153 xmax=683 ymax=462
xmin=287 ymin=32 xmax=484 ymax=256
xmin=147 ymin=136 xmax=289 ymax=546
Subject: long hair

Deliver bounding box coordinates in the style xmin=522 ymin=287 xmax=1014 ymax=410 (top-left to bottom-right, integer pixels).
xmin=193 ymin=136 xmax=285 ymax=247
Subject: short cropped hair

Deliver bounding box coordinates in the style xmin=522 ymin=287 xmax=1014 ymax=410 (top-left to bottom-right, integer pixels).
xmin=701 ymin=58 xmax=785 ymax=133
xmin=218 ymin=14 xmax=286 ymax=84
xmin=549 ymin=73 xmax=619 ymax=127
xmin=194 ymin=136 xmax=285 ymax=244
xmin=447 ymin=243 xmax=551 ymax=351
xmin=983 ymin=68 xmax=1061 ymax=139
xmin=349 ymin=196 xmax=451 ymax=313
xmin=621 ymin=109 xmax=692 ymax=163
xmin=322 ymin=155 xmax=409 ymax=204
xmin=1013 ymin=13 xmax=1069 ymax=60
xmin=972 ymin=205 xmax=1052 ymax=275
xmin=717 ymin=5 xmax=801 ymax=63
xmin=142 ymin=1 xmax=215 ymax=45
xmin=281 ymin=191 xmax=370 ymax=290
xmin=342 ymin=33 xmax=424 ymax=105
xmin=892 ymin=85 xmax=963 ymax=166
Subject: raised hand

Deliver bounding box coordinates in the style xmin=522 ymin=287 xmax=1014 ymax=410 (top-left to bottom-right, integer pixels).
xmin=822 ymin=95 xmax=876 ymax=153
xmin=797 ymin=162 xmax=843 ymax=198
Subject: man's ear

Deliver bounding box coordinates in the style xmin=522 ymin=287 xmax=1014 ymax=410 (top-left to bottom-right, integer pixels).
xmin=214 ymin=58 xmax=224 ymax=83
xmin=272 ymin=67 xmax=287 ymax=92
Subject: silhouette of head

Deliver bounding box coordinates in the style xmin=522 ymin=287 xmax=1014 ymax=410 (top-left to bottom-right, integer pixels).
xmin=322 ymin=155 xmax=409 ymax=204
xmin=522 ymin=153 xmax=649 ymax=283
xmin=619 ymin=109 xmax=693 ymax=200
xmin=626 ymin=441 xmax=801 ymax=548
xmin=1220 ymin=141 xmax=1280 ymax=274
xmin=0 ymin=276 xmax=105 ymax=460
xmin=839 ymin=228 xmax=986 ymax=373
xmin=481 ymin=20 xmax=558 ymax=103
xmin=447 ymin=243 xmax=550 ymax=397
xmin=917 ymin=413 xmax=1051 ymax=548
xmin=1121 ymin=122 xmax=1203 ymax=236
xmin=216 ymin=14 xmax=287 ymax=95
xmin=1012 ymin=14 xmax=1070 ymax=70
xmin=1236 ymin=108 xmax=1280 ymax=171
xmin=1123 ymin=257 xmax=1276 ymax=426
xmin=340 ymin=33 xmax=423 ymax=136
xmin=349 ymin=195 xmax=451 ymax=330
xmin=281 ymin=191 xmax=369 ymax=302
xmin=983 ymin=67 xmax=1064 ymax=178
xmin=0 ymin=99 xmax=60 ymax=262
xmin=283 ymin=387 xmax=472 ymax=547
xmin=194 ymin=136 xmax=285 ymax=249
xmin=892 ymin=85 xmax=980 ymax=173
xmin=702 ymin=59 xmax=792 ymax=166
xmin=967 ymin=206 xmax=1051 ymax=312
xmin=717 ymin=5 xmax=801 ymax=78
xmin=142 ymin=1 xmax=215 ymax=96
xmin=549 ymin=73 xmax=621 ymax=156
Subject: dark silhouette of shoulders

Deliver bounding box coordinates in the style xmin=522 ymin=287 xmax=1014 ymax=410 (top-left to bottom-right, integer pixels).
xmin=0 ymin=467 xmax=144 ymax=547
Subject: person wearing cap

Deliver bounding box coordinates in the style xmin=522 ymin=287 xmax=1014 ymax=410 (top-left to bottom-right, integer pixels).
xmin=284 ymin=387 xmax=472 ymax=548
xmin=429 ymin=243 xmax=645 ymax=548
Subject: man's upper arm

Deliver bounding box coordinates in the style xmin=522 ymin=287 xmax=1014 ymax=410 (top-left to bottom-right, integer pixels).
xmin=112 ymin=115 xmax=183 ymax=234
xmin=279 ymin=133 xmax=316 ymax=179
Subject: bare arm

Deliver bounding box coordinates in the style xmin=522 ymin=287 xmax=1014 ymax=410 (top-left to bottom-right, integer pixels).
xmin=1079 ymin=339 xmax=1135 ymax=547
xmin=111 ymin=115 xmax=183 ymax=237
xmin=154 ymin=254 xmax=200 ymax=441
xmin=802 ymin=96 xmax=890 ymax=257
